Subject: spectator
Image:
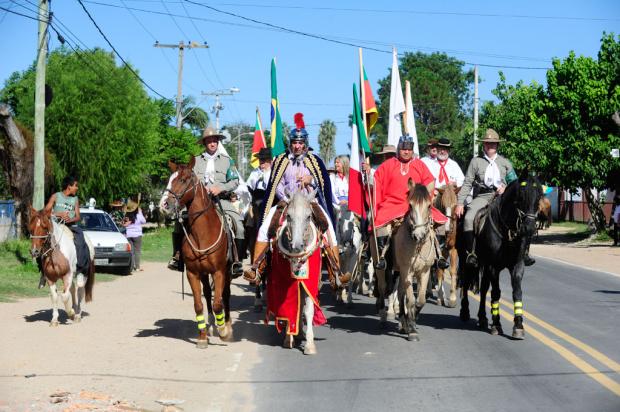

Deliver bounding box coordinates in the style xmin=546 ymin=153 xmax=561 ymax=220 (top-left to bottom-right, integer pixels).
xmin=613 ymin=195 xmax=620 ymax=247
xmin=123 ymin=196 xmax=146 ymax=272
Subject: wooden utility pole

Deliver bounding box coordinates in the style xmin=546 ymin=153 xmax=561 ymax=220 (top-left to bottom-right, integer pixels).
xmin=154 ymin=41 xmax=209 ymax=130
xmin=473 ymin=65 xmax=479 ymax=157
xmin=33 ymin=0 xmax=49 ymax=209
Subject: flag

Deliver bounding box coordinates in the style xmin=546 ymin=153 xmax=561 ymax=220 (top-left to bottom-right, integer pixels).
xmin=250 ymin=107 xmax=266 ymax=169
xmin=362 ymin=67 xmax=378 ymax=134
xmin=387 ymin=47 xmax=405 ymax=147
xmin=270 ymin=58 xmax=285 ymax=156
xmin=349 ymin=84 xmax=371 ymax=218
xmin=404 ymin=80 xmax=419 ymax=156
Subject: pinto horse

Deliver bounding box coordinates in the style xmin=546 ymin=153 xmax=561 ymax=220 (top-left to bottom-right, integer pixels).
xmin=459 ymin=174 xmax=542 ymax=339
xmin=162 ymin=158 xmax=233 ymax=348
xmin=435 ymin=184 xmax=460 ymax=307
xmin=393 ymin=181 xmax=435 ymax=341
xmin=29 ymin=208 xmax=95 ymax=326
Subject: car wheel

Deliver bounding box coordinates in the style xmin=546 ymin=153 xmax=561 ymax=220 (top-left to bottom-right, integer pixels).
xmin=120 ymin=265 xmax=132 ymax=276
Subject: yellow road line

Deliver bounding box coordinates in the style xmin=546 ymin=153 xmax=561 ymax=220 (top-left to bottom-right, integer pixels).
xmin=497 ymin=297 xmax=620 ymax=373
xmin=470 ymin=293 xmax=620 ymax=397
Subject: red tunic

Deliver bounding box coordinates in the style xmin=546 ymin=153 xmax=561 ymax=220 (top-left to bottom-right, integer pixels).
xmin=373 ymin=157 xmax=446 ymax=228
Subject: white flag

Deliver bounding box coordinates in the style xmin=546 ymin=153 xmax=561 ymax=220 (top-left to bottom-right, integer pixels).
xmin=404 ymin=80 xmax=419 ymax=156
xmin=387 ymin=47 xmax=406 ymax=148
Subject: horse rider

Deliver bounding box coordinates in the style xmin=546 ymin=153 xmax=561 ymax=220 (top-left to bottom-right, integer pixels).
xmin=427 ymin=138 xmax=465 ymax=191
xmin=167 ymin=126 xmax=246 ymax=277
xmin=455 ymin=128 xmax=531 ymax=267
xmin=243 ymin=113 xmax=348 ymax=288
xmin=246 ymin=147 xmax=273 ymax=194
xmin=421 ymin=138 xmax=439 ymax=170
xmin=371 ymin=135 xmax=449 ymax=273
xmin=38 ymin=175 xmax=91 ymax=288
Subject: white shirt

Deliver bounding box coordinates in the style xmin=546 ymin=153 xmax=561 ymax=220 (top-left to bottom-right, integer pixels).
xmin=483 ymin=154 xmax=502 ymax=188
xmin=246 ymin=168 xmax=271 ymax=191
xmin=421 ymin=156 xmax=437 ymax=172
xmin=330 ymin=173 xmax=349 ymax=206
xmin=201 ymin=150 xmax=219 ymax=184
xmin=426 ymin=157 xmax=465 ymax=188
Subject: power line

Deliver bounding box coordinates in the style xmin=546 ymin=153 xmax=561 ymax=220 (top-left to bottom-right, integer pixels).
xmin=76 ymin=0 xmax=173 ymax=101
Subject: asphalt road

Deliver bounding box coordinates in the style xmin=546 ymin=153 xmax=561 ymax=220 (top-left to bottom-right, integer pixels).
xmin=1 ymin=257 xmax=618 ymax=411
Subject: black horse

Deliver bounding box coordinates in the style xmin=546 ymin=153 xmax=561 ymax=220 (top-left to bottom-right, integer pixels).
xmin=459 ymin=173 xmax=543 ymax=339
xmin=244 ymin=187 xmax=269 ymax=312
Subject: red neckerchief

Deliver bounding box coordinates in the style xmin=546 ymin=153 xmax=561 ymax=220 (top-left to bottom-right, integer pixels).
xmin=437 ymin=158 xmax=449 ymax=184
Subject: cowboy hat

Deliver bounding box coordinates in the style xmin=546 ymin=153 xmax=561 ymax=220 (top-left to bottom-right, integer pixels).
xmin=123 ymin=194 xmax=141 ymax=213
xmin=437 ymin=138 xmax=452 ymax=148
xmin=109 ymin=200 xmax=123 ymax=208
xmin=376 ymin=144 xmax=397 ymax=155
xmin=426 ymin=138 xmax=438 ymax=147
xmin=257 ymin=147 xmax=272 ymax=161
xmin=481 ymin=128 xmax=504 ymax=143
xmin=197 ymin=125 xmax=225 ymax=144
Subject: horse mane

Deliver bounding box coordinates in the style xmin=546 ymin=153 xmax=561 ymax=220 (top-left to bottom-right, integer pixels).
xmin=440 ymin=185 xmax=457 ymax=210
xmin=409 ymin=184 xmax=430 ymax=206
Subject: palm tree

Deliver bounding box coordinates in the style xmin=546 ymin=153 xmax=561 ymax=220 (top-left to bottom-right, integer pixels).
xmin=318 ymin=119 xmax=336 ymax=164
xmin=180 ymin=96 xmax=209 ymax=134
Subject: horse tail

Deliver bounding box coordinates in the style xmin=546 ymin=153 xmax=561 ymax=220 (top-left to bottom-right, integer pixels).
xmin=85 ymin=259 xmax=95 ymax=302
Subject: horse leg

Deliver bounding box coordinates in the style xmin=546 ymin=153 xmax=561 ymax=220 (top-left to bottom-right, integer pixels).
xmin=254 ymin=284 xmax=263 ymax=312
xmin=387 ymin=275 xmax=399 ymax=319
xmin=201 ymin=276 xmax=214 ymax=337
xmin=211 ymin=270 xmax=231 ymax=341
xmin=303 ymin=291 xmax=317 ymax=355
xmin=436 ymin=260 xmax=445 ymax=306
xmin=49 ymin=282 xmax=60 ymax=327
xmin=61 ymin=273 xmax=75 ymax=321
xmin=447 ymin=247 xmax=459 ymax=308
xmin=375 ymin=266 xmax=388 ymax=327
xmin=188 ymin=270 xmax=208 ymax=348
xmin=222 ymin=272 xmax=234 ymax=341
xmin=72 ymin=274 xmax=86 ymax=323
xmin=415 ymin=268 xmax=430 ymax=324
xmin=407 ymin=273 xmax=419 ymax=342
xmin=397 ymin=274 xmax=407 ymax=334
xmin=478 ymin=268 xmax=490 ymax=331
xmin=511 ymin=264 xmax=525 ymax=339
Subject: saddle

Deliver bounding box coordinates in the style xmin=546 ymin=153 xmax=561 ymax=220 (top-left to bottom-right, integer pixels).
xmin=473 ymin=205 xmax=490 ymax=237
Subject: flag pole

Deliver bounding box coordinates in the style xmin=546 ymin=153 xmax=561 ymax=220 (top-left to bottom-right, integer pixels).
xmin=358 ymin=48 xmax=379 ymax=264
xmin=403 ymin=80 xmax=411 ymax=135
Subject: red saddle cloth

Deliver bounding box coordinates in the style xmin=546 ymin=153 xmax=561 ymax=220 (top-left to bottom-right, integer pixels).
xmin=266 ymin=245 xmax=326 ymax=336
xmin=431 ymin=206 xmax=449 ymax=225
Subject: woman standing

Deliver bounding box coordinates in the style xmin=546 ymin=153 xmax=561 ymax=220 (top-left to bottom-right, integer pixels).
xmin=123 ymin=197 xmax=146 ymax=272
xmin=330 ymin=155 xmax=350 ymax=210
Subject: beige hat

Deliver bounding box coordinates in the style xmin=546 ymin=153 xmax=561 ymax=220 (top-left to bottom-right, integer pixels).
xmin=376 ymin=144 xmax=397 ymax=155
xmin=481 ymin=128 xmax=503 ymax=143
xmin=123 ymin=194 xmax=141 ymax=213
xmin=198 ymin=125 xmax=225 ymax=144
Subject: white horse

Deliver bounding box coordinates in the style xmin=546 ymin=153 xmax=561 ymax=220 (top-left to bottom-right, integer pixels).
xmin=333 ymin=205 xmax=363 ymax=306
xmin=29 ymin=208 xmax=95 ymax=326
xmin=393 ymin=181 xmax=435 ymax=341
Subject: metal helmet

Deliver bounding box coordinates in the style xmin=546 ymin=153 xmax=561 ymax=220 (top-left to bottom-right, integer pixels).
xmin=289 ymin=112 xmax=309 ymax=147
xmin=398 ymin=134 xmax=415 ymax=151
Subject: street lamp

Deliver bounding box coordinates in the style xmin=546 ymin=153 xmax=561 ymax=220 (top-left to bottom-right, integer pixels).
xmin=235 ymin=131 xmax=254 ymax=178
xmin=201 ymin=87 xmax=240 ymax=131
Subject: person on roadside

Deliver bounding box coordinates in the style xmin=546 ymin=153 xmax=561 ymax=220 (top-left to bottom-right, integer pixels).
xmin=123 ymin=196 xmax=146 ymax=272
xmin=612 ymin=195 xmax=620 ymax=247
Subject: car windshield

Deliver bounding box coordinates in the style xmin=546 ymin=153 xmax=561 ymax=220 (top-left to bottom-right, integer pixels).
xmin=78 ymin=212 xmax=119 ymax=232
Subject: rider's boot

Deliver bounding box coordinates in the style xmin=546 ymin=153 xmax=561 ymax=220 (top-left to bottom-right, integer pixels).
xmin=243 ymin=241 xmax=269 ymax=284
xmin=434 ymin=234 xmax=450 ymax=270
xmin=38 ymin=274 xmax=46 ymax=289
xmin=523 ymin=236 xmax=535 ymax=266
xmin=167 ymin=230 xmax=183 ymax=271
xmin=374 ymin=236 xmax=389 ymax=271
xmin=330 ymin=245 xmax=350 ymax=286
xmin=231 ymin=239 xmax=246 ymax=278
xmin=463 ymin=231 xmax=478 ymax=267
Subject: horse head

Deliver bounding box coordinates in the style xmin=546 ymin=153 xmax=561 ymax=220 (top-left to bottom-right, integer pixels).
xmin=406 ymin=179 xmax=432 ymax=242
xmin=438 ymin=183 xmax=459 ymax=232
xmin=163 ymin=157 xmax=199 ymax=216
xmin=28 ymin=206 xmax=53 ymax=259
xmin=515 ymin=172 xmax=543 ymax=238
xmin=278 ymin=189 xmax=319 ymax=259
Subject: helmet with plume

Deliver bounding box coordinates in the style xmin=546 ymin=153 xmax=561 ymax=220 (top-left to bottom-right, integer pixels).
xmin=289 ymin=112 xmax=309 ymax=146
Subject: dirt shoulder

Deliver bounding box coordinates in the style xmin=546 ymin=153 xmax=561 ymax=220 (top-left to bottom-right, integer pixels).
xmin=530 ymin=225 xmax=620 ymax=276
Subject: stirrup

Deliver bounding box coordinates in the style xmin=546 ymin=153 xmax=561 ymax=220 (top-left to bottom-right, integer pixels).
xmin=437 ymin=257 xmax=450 ymax=269
xmin=465 ymin=252 xmax=478 ymax=267
xmin=38 ymin=274 xmax=47 ymax=289
xmin=167 ymin=258 xmax=179 ymax=271
xmin=338 ymin=272 xmax=351 ymax=285
xmin=375 ymin=257 xmax=387 ymax=271
xmin=231 ymin=261 xmax=244 ymax=278
xmin=243 ymin=267 xmax=261 ymax=285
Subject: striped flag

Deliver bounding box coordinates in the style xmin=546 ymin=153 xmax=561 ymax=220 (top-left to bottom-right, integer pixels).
xmin=349 ymin=83 xmax=372 ymax=218
xmin=250 ymin=107 xmax=266 ymax=169
xmin=361 ymin=66 xmax=378 ymax=134
xmin=270 ymin=58 xmax=285 ymax=156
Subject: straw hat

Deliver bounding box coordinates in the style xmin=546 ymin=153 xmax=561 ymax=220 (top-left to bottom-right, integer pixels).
xmin=197 ymin=125 xmax=225 ymax=144
xmin=481 ymin=128 xmax=504 ymax=143
xmin=376 ymin=144 xmax=397 ymax=155
xmin=123 ymin=194 xmax=141 ymax=213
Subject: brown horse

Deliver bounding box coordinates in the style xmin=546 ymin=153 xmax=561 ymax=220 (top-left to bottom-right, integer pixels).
xmin=29 ymin=207 xmax=95 ymax=326
xmin=434 ymin=184 xmax=460 ymax=307
xmin=537 ymin=197 xmax=552 ymax=231
xmin=162 ymin=158 xmax=233 ymax=348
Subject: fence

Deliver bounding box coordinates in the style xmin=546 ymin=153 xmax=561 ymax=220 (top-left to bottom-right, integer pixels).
xmin=0 ymin=200 xmax=16 ymax=242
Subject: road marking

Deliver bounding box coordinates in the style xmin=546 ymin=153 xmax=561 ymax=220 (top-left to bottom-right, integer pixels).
xmin=469 ymin=292 xmax=620 ymax=397
xmin=226 ymin=352 xmax=243 ymax=372
xmin=533 ymin=255 xmax=620 ymax=278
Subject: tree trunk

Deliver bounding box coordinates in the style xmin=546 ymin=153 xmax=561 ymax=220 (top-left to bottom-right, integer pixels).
xmin=583 ymin=186 xmax=607 ymax=233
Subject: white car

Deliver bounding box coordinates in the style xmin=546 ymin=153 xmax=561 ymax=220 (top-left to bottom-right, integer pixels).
xmin=78 ymin=207 xmax=132 ymax=275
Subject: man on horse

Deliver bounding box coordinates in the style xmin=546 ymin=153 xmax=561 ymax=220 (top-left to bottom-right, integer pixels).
xmin=243 ymin=113 xmax=347 ymax=288
xmin=421 ymin=138 xmax=439 ymax=169
xmin=39 ymin=176 xmax=91 ymax=288
xmin=454 ymin=129 xmax=537 ymax=267
xmin=246 ymin=147 xmax=272 ymax=195
xmin=426 ymin=138 xmax=464 ymax=191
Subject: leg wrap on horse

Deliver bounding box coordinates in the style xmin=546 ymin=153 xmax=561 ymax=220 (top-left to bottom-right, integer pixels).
xmin=514 ymin=301 xmax=523 ymax=317
xmin=196 ymin=314 xmax=207 ymax=331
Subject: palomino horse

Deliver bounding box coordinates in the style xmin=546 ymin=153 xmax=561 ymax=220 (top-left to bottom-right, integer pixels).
xmin=459 ymin=174 xmax=542 ymax=339
xmin=162 ymin=158 xmax=233 ymax=348
xmin=333 ymin=205 xmax=363 ymax=306
xmin=267 ymin=190 xmax=326 ymax=355
xmin=435 ymin=184 xmax=460 ymax=307
xmin=393 ymin=181 xmax=435 ymax=341
xmin=29 ymin=208 xmax=95 ymax=326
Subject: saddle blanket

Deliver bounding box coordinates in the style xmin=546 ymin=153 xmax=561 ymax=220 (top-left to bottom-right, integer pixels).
xmin=266 ymin=246 xmax=326 ymax=335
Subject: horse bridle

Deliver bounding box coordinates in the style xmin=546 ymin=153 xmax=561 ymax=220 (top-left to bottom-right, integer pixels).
xmin=276 ymin=206 xmax=320 ymax=269
xmin=30 ymin=217 xmax=60 ymax=259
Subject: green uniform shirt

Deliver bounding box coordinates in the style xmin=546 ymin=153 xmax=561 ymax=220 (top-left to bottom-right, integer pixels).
xmin=457 ymin=154 xmax=516 ymax=205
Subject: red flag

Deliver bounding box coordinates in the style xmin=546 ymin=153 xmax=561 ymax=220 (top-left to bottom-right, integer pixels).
xmin=251 ymin=107 xmax=266 ymax=169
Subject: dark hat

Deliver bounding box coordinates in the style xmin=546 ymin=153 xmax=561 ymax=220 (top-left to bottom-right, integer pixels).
xmin=437 ymin=138 xmax=452 ymax=148
xmin=481 ymin=128 xmax=503 ymax=143
xmin=198 ymin=125 xmax=225 ymax=144
xmin=426 ymin=138 xmax=438 ymax=147
xmin=257 ymin=147 xmax=272 ymax=161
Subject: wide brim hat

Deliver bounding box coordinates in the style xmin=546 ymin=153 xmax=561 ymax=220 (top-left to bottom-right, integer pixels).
xmin=257 ymin=147 xmax=272 ymax=161
xmin=123 ymin=194 xmax=141 ymax=213
xmin=376 ymin=144 xmax=397 ymax=155
xmin=109 ymin=200 xmax=123 ymax=208
xmin=198 ymin=125 xmax=225 ymax=144
xmin=481 ymin=128 xmax=504 ymax=143
xmin=437 ymin=138 xmax=452 ymax=148
xmin=426 ymin=138 xmax=438 ymax=147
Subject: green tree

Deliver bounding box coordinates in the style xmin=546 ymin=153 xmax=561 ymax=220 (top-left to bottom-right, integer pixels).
xmin=0 ymin=47 xmax=160 ymax=205
xmin=179 ymin=95 xmax=209 ymax=134
xmin=318 ymin=119 xmax=336 ymax=164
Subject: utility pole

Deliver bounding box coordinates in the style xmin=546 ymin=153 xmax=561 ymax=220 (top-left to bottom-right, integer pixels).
xmin=473 ymin=65 xmax=479 ymax=157
xmin=154 ymin=41 xmax=209 ymax=130
xmin=201 ymin=88 xmax=240 ymax=131
xmin=33 ymin=0 xmax=49 ymax=209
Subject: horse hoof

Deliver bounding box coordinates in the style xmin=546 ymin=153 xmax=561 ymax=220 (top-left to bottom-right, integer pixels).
xmin=304 ymin=344 xmax=317 ymax=355
xmin=447 ymin=299 xmax=457 ymax=308
xmin=478 ymin=319 xmax=489 ymax=331
xmin=459 ymin=311 xmax=470 ymax=322
xmin=49 ymin=320 xmax=59 ymax=327
xmin=490 ymin=325 xmax=503 ymax=336
xmin=283 ymin=335 xmax=294 ymax=349
xmin=512 ymin=328 xmax=525 ymax=340
xmin=196 ymin=339 xmax=209 ymax=349
xmin=407 ymin=333 xmax=420 ymax=342
xmin=72 ymin=314 xmax=81 ymax=323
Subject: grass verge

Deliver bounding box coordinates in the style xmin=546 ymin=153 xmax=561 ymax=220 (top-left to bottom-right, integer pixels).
xmin=141 ymin=226 xmax=173 ymax=263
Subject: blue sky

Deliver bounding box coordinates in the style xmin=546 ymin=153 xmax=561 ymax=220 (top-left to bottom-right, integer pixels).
xmin=1 ymin=0 xmax=618 ymax=157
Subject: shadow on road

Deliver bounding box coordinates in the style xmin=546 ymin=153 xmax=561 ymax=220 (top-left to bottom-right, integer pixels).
xmin=24 ymin=309 xmax=90 ymax=324
xmin=134 ymin=318 xmax=196 ymax=345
